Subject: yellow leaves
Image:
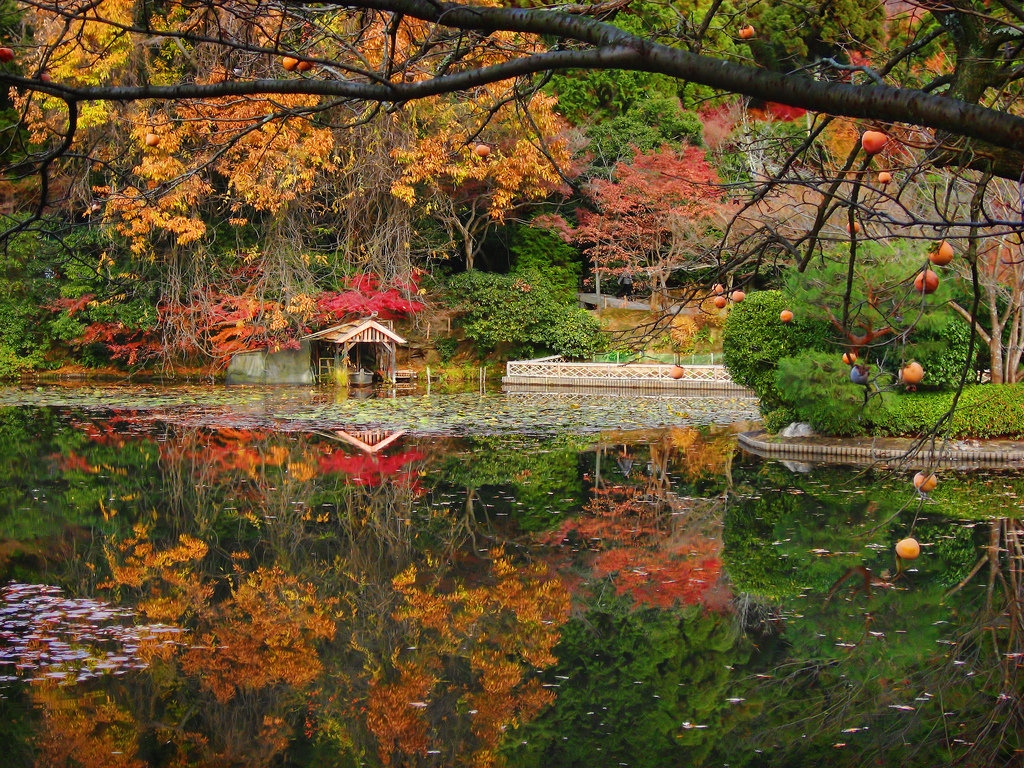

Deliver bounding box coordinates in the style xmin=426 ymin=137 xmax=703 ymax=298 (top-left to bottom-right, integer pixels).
xmin=366 ymin=661 xmax=437 ymax=764
xmin=392 ymin=565 xmax=417 ymax=590
xmin=102 ymin=525 xmax=209 ymax=590
xmin=25 ymin=0 xmax=137 ymax=92
xmin=391 ymin=182 xmax=417 ymax=207
xmin=392 ymin=90 xmax=572 ymax=222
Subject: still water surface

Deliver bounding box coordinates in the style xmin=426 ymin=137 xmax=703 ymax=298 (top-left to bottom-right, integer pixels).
xmin=0 ymin=385 xmax=1022 ymax=767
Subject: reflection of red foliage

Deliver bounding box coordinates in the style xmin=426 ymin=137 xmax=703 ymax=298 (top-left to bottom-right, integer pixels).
xmin=592 ymin=549 xmax=721 ymax=609
xmin=56 ymin=451 xmax=96 ymax=474
xmin=318 ymin=449 xmax=425 ymax=487
xmin=67 ymin=415 xmax=136 ymax=447
xmin=537 ymin=486 xmax=730 ymax=610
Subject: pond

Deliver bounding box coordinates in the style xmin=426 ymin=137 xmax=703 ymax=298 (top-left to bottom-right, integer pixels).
xmin=0 ymin=384 xmax=1022 ymax=767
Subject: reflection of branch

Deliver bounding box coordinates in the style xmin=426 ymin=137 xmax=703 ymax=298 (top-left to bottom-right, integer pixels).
xmin=944 ymin=553 xmax=990 ymax=599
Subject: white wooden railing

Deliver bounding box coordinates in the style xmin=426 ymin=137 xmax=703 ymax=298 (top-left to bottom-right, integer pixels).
xmin=505 ymin=356 xmax=735 ymax=383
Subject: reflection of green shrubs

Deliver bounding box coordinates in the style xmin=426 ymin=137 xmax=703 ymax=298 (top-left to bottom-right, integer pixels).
xmin=723 ymin=490 xmax=812 ymax=599
xmin=430 ymin=435 xmax=591 ymax=533
xmin=513 ymin=600 xmax=753 ymax=768
xmin=724 ymin=463 xmax=994 ymax=598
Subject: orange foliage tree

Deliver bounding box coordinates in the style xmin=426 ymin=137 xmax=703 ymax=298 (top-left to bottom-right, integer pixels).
xmin=392 ymin=88 xmax=577 ymax=269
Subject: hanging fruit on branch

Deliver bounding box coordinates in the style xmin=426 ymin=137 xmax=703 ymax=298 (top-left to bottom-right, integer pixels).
xmin=842 ymin=351 xmax=858 ymax=365
xmin=0 ymin=48 xmax=14 ymax=63
xmin=144 ymin=133 xmax=160 ymax=147
xmin=670 ymin=365 xmax=685 ymax=380
xmin=731 ymin=290 xmax=745 ymax=303
xmin=474 ymin=144 xmax=490 ymax=158
xmin=780 ymin=309 xmax=794 ymax=323
xmin=929 ymin=241 xmax=954 ymax=266
xmin=877 ymin=171 xmax=892 ymax=184
xmin=895 ymin=537 xmax=920 ymax=559
xmin=914 ymin=269 xmax=939 ymax=294
xmin=713 ymin=295 xmax=728 ymax=309
xmin=913 ymin=472 xmax=938 ymax=493
xmin=900 ymin=361 xmax=924 ymax=385
xmin=861 ymin=131 xmax=889 ymax=155
xmin=738 ymin=25 xmax=755 ymax=39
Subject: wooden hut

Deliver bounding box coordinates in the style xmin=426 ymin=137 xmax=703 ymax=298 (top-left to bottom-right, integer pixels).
xmin=305 ymin=318 xmax=408 ymax=384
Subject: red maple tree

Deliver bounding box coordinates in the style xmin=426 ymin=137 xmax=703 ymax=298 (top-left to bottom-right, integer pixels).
xmin=574 ymin=146 xmax=729 ymax=307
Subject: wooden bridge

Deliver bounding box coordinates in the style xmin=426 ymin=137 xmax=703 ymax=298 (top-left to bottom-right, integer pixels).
xmin=503 ymin=355 xmax=752 ymax=393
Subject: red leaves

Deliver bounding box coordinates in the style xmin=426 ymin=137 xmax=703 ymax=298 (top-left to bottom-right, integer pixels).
xmin=317 ymin=274 xmax=424 ymax=322
xmin=77 ymin=322 xmax=162 ymax=365
xmin=576 ymin=146 xmax=726 ymax=287
xmin=317 ymin=449 xmax=425 ymax=487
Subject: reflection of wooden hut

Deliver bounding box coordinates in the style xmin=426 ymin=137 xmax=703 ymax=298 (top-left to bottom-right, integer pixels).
xmin=305 ymin=318 xmax=408 ymax=384
xmin=335 ymin=428 xmax=406 ymax=453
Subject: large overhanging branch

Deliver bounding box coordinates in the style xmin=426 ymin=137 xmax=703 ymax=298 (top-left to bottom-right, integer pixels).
xmin=11 ymin=0 xmax=1024 ymax=157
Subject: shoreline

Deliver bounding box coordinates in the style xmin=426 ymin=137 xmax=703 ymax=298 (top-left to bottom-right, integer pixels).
xmin=738 ymin=429 xmax=1024 ymax=467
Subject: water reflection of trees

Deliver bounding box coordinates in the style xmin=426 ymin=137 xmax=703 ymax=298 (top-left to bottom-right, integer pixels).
xmin=724 ymin=462 xmax=1024 ymax=767
xmin=1 ymin=410 xmax=767 ymax=766
xmin=3 ymin=420 xmax=580 ymax=766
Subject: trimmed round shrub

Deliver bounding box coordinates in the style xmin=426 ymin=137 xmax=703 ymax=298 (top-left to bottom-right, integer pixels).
xmin=722 ymin=290 xmax=831 ymax=413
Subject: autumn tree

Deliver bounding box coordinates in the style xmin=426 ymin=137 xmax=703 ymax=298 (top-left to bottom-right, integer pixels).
xmin=569 ymin=146 xmax=729 ymax=307
xmin=393 ymin=86 xmax=577 ymax=270
xmin=2 ymin=0 xmax=1024 ymax=387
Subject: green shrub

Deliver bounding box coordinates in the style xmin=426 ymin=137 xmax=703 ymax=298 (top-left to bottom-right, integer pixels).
xmin=775 ymin=351 xmax=894 ymax=435
xmin=861 ymin=385 xmax=1024 ymax=438
xmin=548 ymin=305 xmax=606 ymax=359
xmin=0 ymin=346 xmax=44 ymax=379
xmin=762 ymin=406 xmax=799 ymax=433
xmin=722 ymin=290 xmax=832 ymax=413
xmin=448 ymin=270 xmax=604 ymax=359
xmin=942 ymin=385 xmax=1024 ymax=438
xmin=435 ymin=336 xmax=459 ymax=363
